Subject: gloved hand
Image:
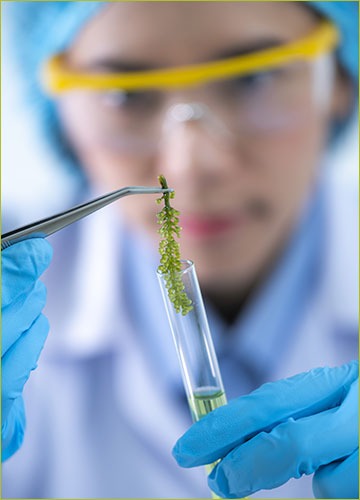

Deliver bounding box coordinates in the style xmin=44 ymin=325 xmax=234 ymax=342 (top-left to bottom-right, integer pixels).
xmin=2 ymin=239 xmax=53 ymax=461
xmin=173 ymin=361 xmax=358 ymax=499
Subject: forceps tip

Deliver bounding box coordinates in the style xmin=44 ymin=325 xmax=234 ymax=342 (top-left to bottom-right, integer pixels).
xmin=137 ymin=186 xmax=174 ymax=194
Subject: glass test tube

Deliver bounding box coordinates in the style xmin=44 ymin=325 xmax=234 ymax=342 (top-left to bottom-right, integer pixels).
xmin=158 ymin=260 xmax=227 ymax=497
xmin=158 ymin=261 xmax=247 ymax=500
xmin=157 ymin=259 xmax=227 ymax=424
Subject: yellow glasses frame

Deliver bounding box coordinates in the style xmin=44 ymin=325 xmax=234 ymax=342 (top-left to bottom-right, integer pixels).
xmin=43 ymin=20 xmax=339 ymax=95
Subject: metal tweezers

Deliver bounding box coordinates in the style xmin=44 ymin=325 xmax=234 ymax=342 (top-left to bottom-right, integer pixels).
xmin=1 ymin=186 xmax=172 ymax=251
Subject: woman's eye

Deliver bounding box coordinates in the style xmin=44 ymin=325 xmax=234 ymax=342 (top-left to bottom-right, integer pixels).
xmin=232 ymin=70 xmax=280 ymax=90
xmin=100 ymin=90 xmax=142 ymax=108
xmin=99 ymin=90 xmax=161 ymax=112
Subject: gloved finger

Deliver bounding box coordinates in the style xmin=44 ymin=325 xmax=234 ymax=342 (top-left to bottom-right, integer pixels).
xmin=2 ymin=238 xmax=53 ymax=307
xmin=2 ymin=280 xmax=47 ymax=355
xmin=313 ymin=449 xmax=359 ymax=499
xmin=173 ymin=361 xmax=358 ymax=467
xmin=1 ymin=396 xmax=26 ymax=461
xmin=2 ymin=313 xmax=49 ymax=421
xmin=207 ymin=379 xmax=358 ymax=498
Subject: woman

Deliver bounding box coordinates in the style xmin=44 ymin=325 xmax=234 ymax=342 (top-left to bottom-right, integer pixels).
xmin=2 ymin=2 xmax=358 ymax=497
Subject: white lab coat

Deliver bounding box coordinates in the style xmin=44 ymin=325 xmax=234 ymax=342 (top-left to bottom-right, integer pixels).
xmin=2 ymin=153 xmax=358 ymax=498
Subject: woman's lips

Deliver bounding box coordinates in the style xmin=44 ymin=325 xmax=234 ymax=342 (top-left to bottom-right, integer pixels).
xmin=180 ymin=213 xmax=245 ymax=238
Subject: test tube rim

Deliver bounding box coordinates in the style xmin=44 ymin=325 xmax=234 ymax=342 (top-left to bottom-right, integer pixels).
xmin=156 ymin=259 xmax=194 ymax=278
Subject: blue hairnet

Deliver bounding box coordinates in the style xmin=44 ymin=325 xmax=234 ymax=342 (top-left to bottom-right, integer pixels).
xmin=309 ymin=1 xmax=358 ymax=83
xmin=3 ymin=0 xmax=358 ymax=170
xmin=3 ymin=2 xmax=104 ymax=78
xmin=3 ymin=2 xmax=105 ymax=181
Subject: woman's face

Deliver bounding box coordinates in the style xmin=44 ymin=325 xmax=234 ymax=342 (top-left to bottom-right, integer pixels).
xmin=59 ymin=2 xmax=348 ymax=292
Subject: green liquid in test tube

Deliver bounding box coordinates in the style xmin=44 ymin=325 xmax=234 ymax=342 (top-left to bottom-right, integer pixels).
xmin=157 ymin=259 xmax=227 ymax=497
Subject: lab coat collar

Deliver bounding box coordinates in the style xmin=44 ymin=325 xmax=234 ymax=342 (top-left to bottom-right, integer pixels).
xmin=207 ymin=182 xmax=326 ymax=390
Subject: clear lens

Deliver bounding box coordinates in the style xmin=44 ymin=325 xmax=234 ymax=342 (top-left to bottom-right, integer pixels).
xmin=211 ymin=61 xmax=315 ymax=132
xmin=59 ymin=56 xmax=334 ymax=155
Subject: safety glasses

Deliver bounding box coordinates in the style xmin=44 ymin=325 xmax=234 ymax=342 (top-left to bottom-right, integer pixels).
xmin=45 ymin=21 xmax=339 ymax=155
xmin=43 ymin=20 xmax=338 ymax=94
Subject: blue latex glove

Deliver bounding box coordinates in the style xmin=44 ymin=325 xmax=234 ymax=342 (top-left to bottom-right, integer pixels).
xmin=173 ymin=361 xmax=358 ymax=498
xmin=2 ymin=239 xmax=53 ymax=461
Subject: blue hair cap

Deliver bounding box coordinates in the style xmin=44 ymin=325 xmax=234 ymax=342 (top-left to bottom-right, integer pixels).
xmin=3 ymin=2 xmax=104 ymax=83
xmin=309 ymin=1 xmax=359 ymax=84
